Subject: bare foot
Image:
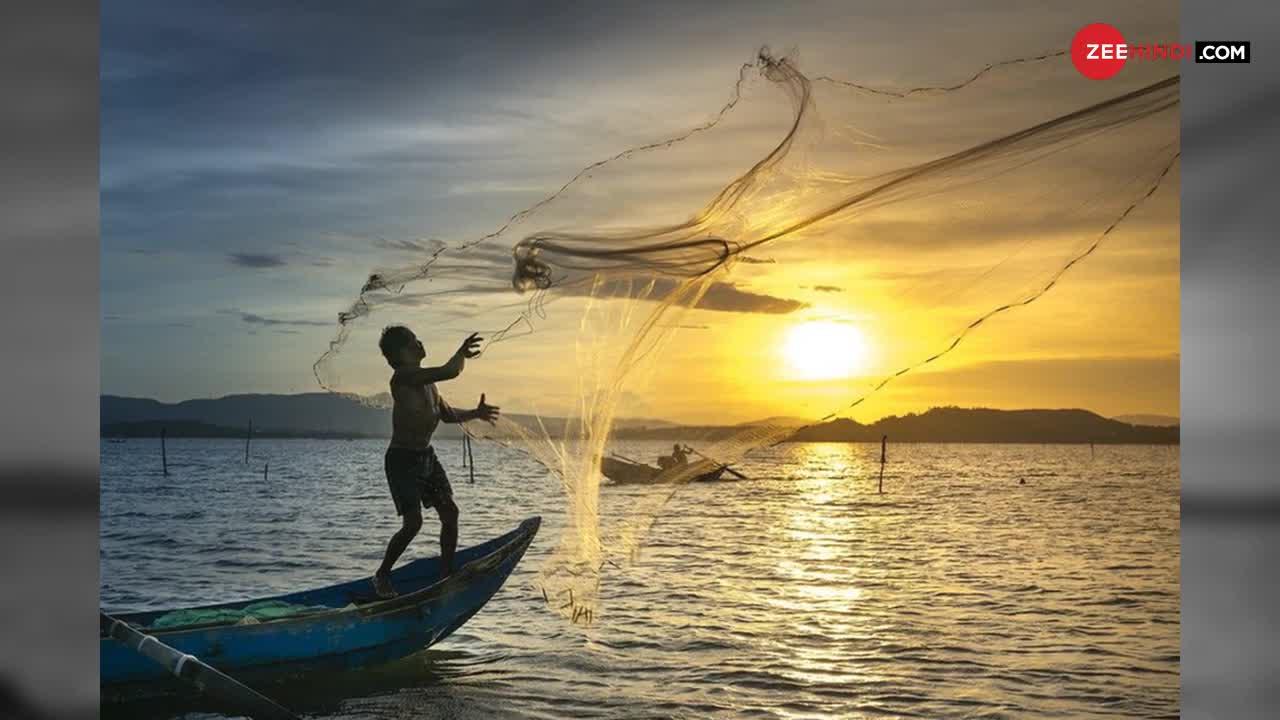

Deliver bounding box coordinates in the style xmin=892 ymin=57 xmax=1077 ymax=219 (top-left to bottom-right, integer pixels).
xmin=372 ymin=571 xmax=398 ymax=599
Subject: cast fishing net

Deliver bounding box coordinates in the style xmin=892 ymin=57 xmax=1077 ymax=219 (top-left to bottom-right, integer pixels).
xmin=314 ymin=49 xmax=1179 ymax=623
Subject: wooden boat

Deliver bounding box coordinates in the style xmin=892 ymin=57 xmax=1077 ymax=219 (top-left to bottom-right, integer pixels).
xmin=600 ymin=456 xmax=726 ymax=485
xmin=101 ymin=516 xmax=540 ymax=703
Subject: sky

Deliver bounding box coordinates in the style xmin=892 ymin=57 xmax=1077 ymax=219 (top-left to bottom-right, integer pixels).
xmin=102 ymin=0 xmax=1180 ymax=424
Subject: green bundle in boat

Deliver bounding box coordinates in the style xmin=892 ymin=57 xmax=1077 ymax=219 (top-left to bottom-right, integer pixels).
xmin=150 ymin=600 xmax=333 ymax=630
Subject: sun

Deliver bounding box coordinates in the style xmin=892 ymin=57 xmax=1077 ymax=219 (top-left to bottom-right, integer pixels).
xmin=783 ymin=321 xmax=870 ymax=380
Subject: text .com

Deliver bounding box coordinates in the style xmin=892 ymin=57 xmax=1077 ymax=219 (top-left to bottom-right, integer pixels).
xmin=1071 ymin=23 xmax=1251 ymax=79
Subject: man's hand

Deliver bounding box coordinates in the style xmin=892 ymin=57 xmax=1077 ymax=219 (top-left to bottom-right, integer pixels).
xmin=475 ymin=393 xmax=500 ymax=425
xmin=402 ymin=332 xmax=484 ymax=386
xmin=455 ymin=332 xmax=483 ymax=359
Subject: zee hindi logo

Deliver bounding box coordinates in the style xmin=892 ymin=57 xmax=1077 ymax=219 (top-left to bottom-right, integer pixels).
xmin=1071 ymin=23 xmax=1251 ymax=79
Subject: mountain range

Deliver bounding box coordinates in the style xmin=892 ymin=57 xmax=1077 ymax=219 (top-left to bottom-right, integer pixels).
xmin=101 ymin=395 xmax=1178 ymax=444
xmin=1111 ymin=414 xmax=1180 ymax=428
xmin=785 ymin=407 xmax=1178 ymax=444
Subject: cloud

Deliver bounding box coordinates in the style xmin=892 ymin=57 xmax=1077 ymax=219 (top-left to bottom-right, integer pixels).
xmin=545 ymin=277 xmax=807 ymax=314
xmin=220 ymin=309 xmax=329 ymax=327
xmin=446 ymin=180 xmax=546 ymax=196
xmin=229 ymin=252 xmax=287 ymax=269
xmin=694 ymin=281 xmax=807 ymax=314
xmin=358 ymin=276 xmax=806 ymax=316
xmin=812 ymin=285 xmax=843 ymax=293
xmin=373 ymin=237 xmax=446 ymax=254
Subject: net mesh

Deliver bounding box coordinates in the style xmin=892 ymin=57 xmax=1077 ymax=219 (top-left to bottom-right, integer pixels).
xmin=314 ymin=49 xmax=1179 ymax=623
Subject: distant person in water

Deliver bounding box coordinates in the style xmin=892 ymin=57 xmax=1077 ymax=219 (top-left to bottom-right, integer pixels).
xmin=373 ymin=326 xmax=500 ymax=598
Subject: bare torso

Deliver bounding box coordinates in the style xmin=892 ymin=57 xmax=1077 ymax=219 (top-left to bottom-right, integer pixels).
xmin=388 ymin=373 xmax=442 ymax=450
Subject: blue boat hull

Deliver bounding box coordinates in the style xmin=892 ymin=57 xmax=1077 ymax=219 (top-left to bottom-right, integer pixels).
xmin=102 ymin=516 xmax=540 ymax=703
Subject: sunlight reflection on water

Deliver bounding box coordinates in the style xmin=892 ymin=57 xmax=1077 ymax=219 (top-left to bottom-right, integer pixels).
xmin=101 ymin=439 xmax=1178 ymax=719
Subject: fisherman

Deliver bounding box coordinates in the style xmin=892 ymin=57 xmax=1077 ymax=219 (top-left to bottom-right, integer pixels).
xmin=373 ymin=327 xmax=500 ymax=598
xmin=657 ymin=443 xmax=690 ymax=470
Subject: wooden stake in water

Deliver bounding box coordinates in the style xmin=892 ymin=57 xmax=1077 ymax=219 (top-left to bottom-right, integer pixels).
xmin=161 ymin=427 xmax=169 ymax=477
xmin=465 ymin=434 xmax=475 ymax=484
xmin=245 ymin=419 xmax=252 ymax=464
xmin=878 ymin=435 xmax=887 ymax=494
xmin=264 ymin=462 xmax=268 ymax=482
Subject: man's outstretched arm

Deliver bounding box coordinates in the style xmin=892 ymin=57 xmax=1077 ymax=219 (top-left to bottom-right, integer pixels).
xmin=440 ymin=394 xmax=500 ymax=425
xmin=400 ymin=333 xmax=483 ymax=385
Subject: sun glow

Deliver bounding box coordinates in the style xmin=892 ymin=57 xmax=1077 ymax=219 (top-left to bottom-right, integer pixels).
xmin=783 ymin=321 xmax=870 ymax=380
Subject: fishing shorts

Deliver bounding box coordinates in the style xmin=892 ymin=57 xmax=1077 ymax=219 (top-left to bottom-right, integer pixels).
xmin=384 ymin=446 xmax=454 ymax=516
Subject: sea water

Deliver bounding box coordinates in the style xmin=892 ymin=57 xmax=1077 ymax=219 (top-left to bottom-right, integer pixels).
xmin=101 ymin=439 xmax=1179 ymax=719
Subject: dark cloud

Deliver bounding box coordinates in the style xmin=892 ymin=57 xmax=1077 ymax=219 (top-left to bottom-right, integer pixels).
xmin=363 ymin=276 xmax=805 ymax=316
xmin=551 ymin=278 xmax=806 ymax=315
xmin=737 ymin=256 xmax=775 ymax=264
xmin=374 ymin=237 xmax=446 ymax=254
xmin=228 ymin=252 xmax=287 ymax=269
xmin=220 ymin=309 xmax=329 ymax=327
xmin=812 ymin=285 xmax=843 ymax=293
xmin=694 ymin=281 xmax=807 ymax=314
xmin=379 ymin=286 xmax=502 ymax=304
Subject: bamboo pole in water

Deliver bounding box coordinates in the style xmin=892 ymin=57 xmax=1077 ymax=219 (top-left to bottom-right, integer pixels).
xmin=466 ymin=434 xmax=475 ymax=484
xmin=101 ymin=612 xmax=299 ymax=720
xmin=161 ymin=427 xmax=168 ymax=476
xmin=245 ymin=419 xmax=252 ymax=463
xmin=878 ymin=435 xmax=887 ymax=494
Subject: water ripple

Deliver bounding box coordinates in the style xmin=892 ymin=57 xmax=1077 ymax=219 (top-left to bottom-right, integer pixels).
xmin=101 ymin=439 xmax=1179 ymax=719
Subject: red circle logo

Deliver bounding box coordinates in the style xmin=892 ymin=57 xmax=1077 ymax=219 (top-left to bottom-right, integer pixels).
xmin=1071 ymin=23 xmax=1128 ymax=80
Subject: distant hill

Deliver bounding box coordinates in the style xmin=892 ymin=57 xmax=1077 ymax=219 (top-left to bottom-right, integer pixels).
xmin=612 ymin=417 xmax=683 ymax=430
xmin=737 ymin=416 xmax=809 ymax=427
xmin=101 ymin=394 xmax=680 ymax=440
xmin=102 ymin=393 xmax=402 ymax=437
xmin=788 ymin=407 xmax=1178 ymax=444
xmin=100 ymin=420 xmax=381 ymax=439
xmin=1113 ymin=414 xmax=1180 ymax=427
xmin=101 ymin=396 xmax=1179 ymax=444
xmin=611 ymin=416 xmax=807 ymax=440
xmin=614 ymin=424 xmax=750 ymax=442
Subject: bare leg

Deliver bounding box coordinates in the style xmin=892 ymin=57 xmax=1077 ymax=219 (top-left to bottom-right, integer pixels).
xmin=439 ymin=500 xmax=459 ymax=578
xmin=375 ymin=511 xmax=422 ymax=597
